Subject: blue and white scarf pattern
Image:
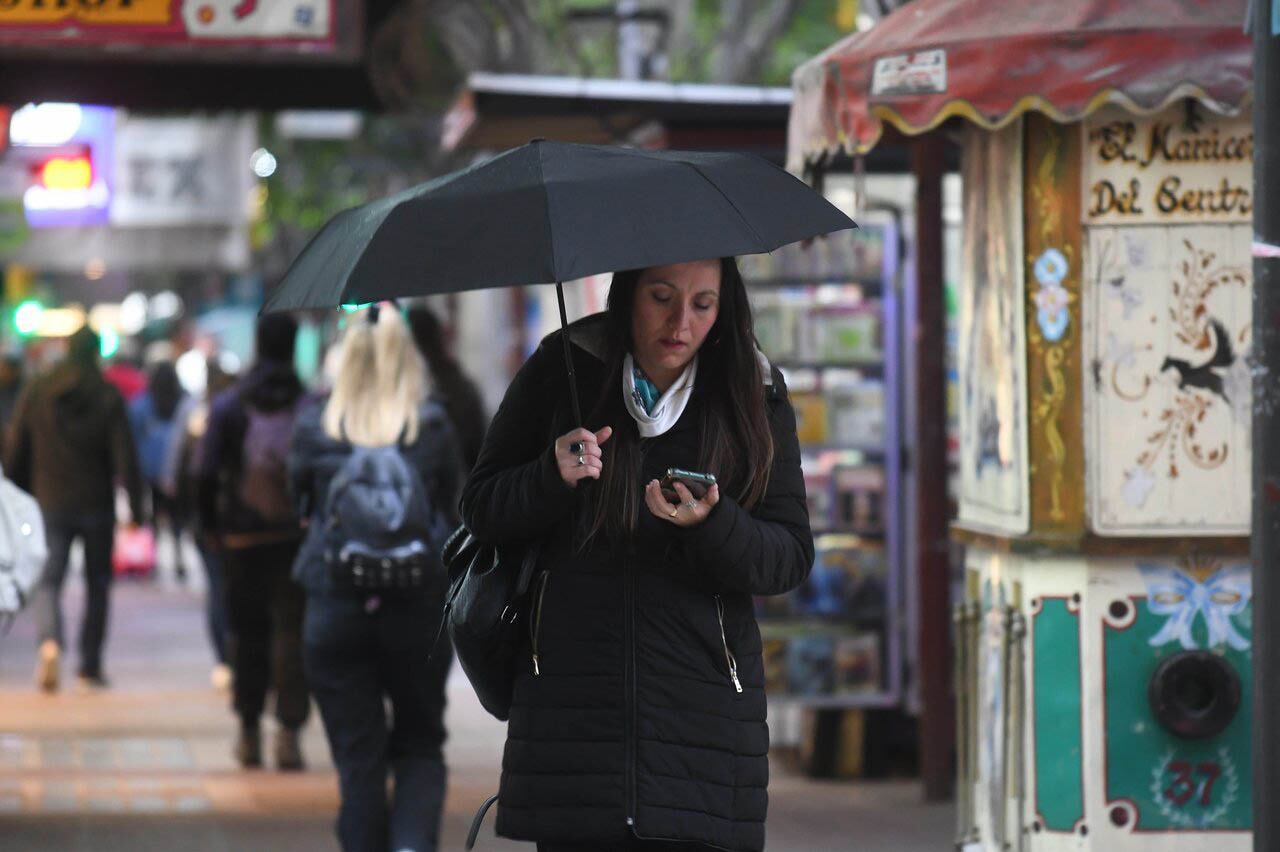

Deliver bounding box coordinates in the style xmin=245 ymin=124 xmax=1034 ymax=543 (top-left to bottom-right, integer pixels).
xmin=623 ymin=353 xmax=697 ymax=438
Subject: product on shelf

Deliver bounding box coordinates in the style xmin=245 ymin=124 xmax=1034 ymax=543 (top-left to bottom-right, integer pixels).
xmin=786 ymin=634 xmax=836 ymax=697
xmin=834 ymin=634 xmax=882 ymax=694
xmin=791 ymin=390 xmax=830 ymax=445
xmin=792 ymin=534 xmax=889 ymax=623
xmin=811 ymin=305 xmax=881 ymax=362
xmin=833 ymin=465 xmax=885 ymax=533
xmin=763 ymin=637 xmax=789 ymax=694
xmin=826 ymin=379 xmax=886 ymax=447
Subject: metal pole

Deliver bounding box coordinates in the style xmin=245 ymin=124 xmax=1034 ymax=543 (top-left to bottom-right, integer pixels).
xmin=1253 ymin=1 xmax=1280 ymax=849
xmin=911 ymin=133 xmax=954 ymax=802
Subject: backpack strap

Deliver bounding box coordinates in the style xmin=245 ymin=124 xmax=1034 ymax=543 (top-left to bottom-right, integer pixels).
xmin=466 ymin=793 xmax=500 ymax=850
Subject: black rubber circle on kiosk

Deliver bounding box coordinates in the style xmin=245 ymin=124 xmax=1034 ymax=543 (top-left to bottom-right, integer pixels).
xmin=1147 ymin=650 xmax=1241 ymax=740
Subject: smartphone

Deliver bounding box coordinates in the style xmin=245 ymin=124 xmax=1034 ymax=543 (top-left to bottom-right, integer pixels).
xmin=660 ymin=468 xmax=717 ymax=502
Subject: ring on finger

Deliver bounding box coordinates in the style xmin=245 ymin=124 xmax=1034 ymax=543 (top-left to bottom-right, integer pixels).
xmin=685 ymin=500 xmax=698 ymax=510
xmin=668 ymin=505 xmax=679 ymax=518
xmin=577 ymin=455 xmax=586 ymax=467
xmin=568 ymin=441 xmax=585 ymax=455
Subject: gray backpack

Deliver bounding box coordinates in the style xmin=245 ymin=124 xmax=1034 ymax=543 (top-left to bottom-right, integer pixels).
xmin=0 ymin=463 xmax=47 ymax=630
xmin=323 ymin=445 xmax=445 ymax=592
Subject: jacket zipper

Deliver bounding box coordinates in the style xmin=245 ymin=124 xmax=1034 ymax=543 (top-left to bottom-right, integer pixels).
xmin=530 ymin=570 xmax=550 ymax=676
xmin=624 ymin=554 xmax=637 ymax=829
xmin=715 ymin=595 xmax=743 ymax=694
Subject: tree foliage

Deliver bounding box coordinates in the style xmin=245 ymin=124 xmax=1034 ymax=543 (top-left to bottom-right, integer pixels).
xmin=257 ymin=1 xmax=862 ymax=272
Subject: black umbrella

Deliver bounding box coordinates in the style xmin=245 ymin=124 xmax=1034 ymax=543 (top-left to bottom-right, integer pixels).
xmin=263 ymin=139 xmax=856 ymax=422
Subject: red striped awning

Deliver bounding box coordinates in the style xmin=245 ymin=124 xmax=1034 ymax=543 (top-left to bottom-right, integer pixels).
xmin=788 ymin=0 xmax=1252 ymax=168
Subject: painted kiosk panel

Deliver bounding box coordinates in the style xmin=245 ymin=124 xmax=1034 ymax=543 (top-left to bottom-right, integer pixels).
xmin=787 ymin=1 xmax=1253 ymax=849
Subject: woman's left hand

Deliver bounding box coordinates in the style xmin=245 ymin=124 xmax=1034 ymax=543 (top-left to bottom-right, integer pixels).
xmin=644 ymin=480 xmax=720 ymax=528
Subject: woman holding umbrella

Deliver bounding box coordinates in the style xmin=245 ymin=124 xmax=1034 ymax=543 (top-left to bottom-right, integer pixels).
xmin=461 ymin=256 xmax=813 ymax=852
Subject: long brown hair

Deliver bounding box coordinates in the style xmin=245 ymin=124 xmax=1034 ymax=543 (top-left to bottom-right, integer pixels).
xmin=582 ymin=257 xmax=775 ymax=547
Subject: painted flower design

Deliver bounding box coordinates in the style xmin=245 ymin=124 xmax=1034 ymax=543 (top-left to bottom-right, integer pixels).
xmin=1122 ymin=466 xmax=1156 ymax=508
xmin=1033 ymin=248 xmax=1069 ymax=287
xmin=1036 ymin=283 xmax=1070 ymax=342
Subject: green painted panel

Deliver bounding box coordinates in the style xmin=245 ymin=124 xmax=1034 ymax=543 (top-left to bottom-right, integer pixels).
xmin=1104 ymin=587 xmax=1252 ymax=831
xmin=1033 ymin=598 xmax=1084 ymax=831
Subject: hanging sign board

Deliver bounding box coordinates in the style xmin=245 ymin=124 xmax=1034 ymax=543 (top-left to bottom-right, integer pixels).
xmin=1082 ymin=106 xmax=1253 ymax=226
xmin=109 ymin=113 xmax=254 ymax=227
xmin=0 ymin=0 xmax=356 ymax=59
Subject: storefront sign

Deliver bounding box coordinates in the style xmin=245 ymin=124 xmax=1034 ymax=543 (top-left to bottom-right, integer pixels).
xmin=0 ymin=0 xmax=338 ymax=51
xmin=1083 ymin=106 xmax=1252 ymax=226
xmin=109 ymin=113 xmax=253 ymax=227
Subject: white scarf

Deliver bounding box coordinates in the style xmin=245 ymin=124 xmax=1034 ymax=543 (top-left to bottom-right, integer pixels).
xmin=623 ymin=353 xmax=698 ymax=438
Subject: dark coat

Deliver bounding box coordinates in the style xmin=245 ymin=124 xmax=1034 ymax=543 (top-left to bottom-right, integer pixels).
xmin=460 ymin=315 xmax=813 ymax=852
xmin=3 ymin=360 xmax=144 ymax=521
xmin=287 ymin=397 xmax=463 ymax=596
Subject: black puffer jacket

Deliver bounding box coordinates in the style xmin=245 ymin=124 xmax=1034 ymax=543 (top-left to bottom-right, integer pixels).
xmin=460 ymin=316 xmax=813 ymax=852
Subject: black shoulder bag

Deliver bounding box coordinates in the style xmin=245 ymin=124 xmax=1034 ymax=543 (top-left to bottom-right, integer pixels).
xmin=437 ymin=525 xmax=542 ymax=722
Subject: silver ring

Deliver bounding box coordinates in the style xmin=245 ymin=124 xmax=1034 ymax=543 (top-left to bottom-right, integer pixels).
xmin=577 ymin=455 xmax=585 ymax=467
xmin=569 ymin=441 xmax=585 ymax=455
xmin=685 ymin=501 xmax=698 ymax=510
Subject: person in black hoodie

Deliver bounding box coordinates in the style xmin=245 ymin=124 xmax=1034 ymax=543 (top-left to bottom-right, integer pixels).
xmin=461 ymin=258 xmax=814 ymax=852
xmin=289 ymin=305 xmax=461 ymax=852
xmin=197 ymin=314 xmax=310 ymax=771
xmin=406 ymin=305 xmax=489 ymax=471
xmin=4 ymin=326 xmax=145 ymax=692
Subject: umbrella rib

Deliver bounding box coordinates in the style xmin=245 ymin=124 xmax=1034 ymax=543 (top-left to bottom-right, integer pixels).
xmin=533 ymin=142 xmax=562 ymax=283
xmin=679 ymin=161 xmax=769 ymax=252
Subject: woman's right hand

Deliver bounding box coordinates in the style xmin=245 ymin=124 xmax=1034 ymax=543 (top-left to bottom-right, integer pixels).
xmin=555 ymin=426 xmax=613 ymax=488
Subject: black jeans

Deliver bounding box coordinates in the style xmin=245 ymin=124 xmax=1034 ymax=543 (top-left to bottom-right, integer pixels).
xmin=199 ymin=544 xmax=228 ymax=664
xmin=304 ymin=592 xmax=452 ymax=852
xmin=33 ymin=511 xmax=114 ymax=678
xmin=223 ymin=542 xmax=309 ymax=730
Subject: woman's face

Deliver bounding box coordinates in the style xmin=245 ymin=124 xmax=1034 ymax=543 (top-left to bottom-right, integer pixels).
xmin=630 ymin=260 xmax=721 ymax=382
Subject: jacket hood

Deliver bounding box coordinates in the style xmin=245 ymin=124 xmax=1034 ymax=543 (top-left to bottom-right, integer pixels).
xmin=239 ymin=360 xmax=305 ymax=412
xmin=46 ymin=362 xmax=115 ymax=443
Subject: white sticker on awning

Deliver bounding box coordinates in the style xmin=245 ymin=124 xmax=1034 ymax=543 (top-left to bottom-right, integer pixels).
xmin=871 ymin=49 xmax=947 ymax=98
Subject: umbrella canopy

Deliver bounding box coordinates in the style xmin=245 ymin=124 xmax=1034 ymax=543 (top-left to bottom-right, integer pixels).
xmin=787 ymin=0 xmax=1251 ymax=167
xmin=262 ymin=139 xmax=855 ymax=313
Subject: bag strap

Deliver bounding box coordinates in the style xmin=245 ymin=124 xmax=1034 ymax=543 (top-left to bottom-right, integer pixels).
xmin=511 ymin=540 xmax=542 ymax=598
xmin=466 ymin=793 xmax=500 ymax=850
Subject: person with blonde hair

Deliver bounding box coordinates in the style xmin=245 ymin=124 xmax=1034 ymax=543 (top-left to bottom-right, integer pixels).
xmin=288 ymin=303 xmax=462 ymax=852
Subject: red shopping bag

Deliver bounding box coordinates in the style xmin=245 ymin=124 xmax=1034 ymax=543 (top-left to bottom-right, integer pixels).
xmin=112 ymin=525 xmax=156 ymax=577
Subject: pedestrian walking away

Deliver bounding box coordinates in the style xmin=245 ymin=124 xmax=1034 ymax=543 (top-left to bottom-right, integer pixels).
xmin=460 ymin=257 xmax=814 ymax=852
xmin=289 ymin=304 xmax=461 ymax=852
xmin=3 ymin=325 xmax=145 ymax=693
xmin=407 ymin=305 xmax=490 ymax=472
xmin=129 ymin=360 xmax=190 ymax=580
xmin=196 ymin=314 xmax=310 ymax=771
xmin=164 ymin=356 xmax=239 ymax=690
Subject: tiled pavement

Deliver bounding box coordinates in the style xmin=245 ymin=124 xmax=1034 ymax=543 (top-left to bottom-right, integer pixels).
xmin=0 ymin=553 xmax=951 ymax=851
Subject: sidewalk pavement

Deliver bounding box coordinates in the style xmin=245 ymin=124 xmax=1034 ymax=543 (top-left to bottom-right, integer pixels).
xmin=0 ymin=558 xmax=952 ymax=851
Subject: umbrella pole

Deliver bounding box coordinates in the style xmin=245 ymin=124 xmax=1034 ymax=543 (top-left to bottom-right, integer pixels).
xmin=556 ymin=281 xmax=584 ymax=425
